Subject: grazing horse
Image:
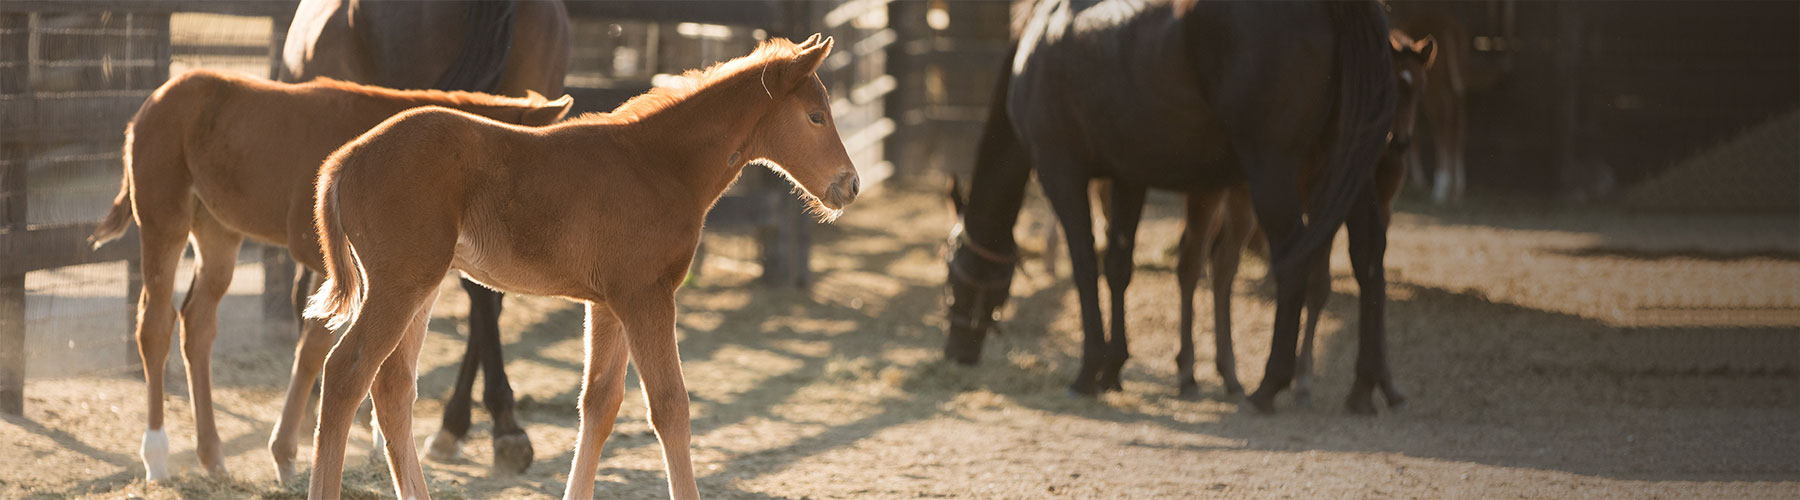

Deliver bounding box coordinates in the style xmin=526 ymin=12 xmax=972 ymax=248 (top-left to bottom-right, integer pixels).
xmin=1173 ymin=31 xmax=1436 ymax=405
xmin=88 ymin=69 xmax=570 ymax=482
xmin=302 ymin=36 xmax=856 ymax=500
xmin=944 ymin=0 xmax=1401 ymax=414
xmin=1395 ymin=10 xmax=1470 ymax=204
xmin=277 ymin=0 xmax=571 ymax=476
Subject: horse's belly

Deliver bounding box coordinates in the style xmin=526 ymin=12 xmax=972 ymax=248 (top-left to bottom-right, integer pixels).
xmin=452 ymin=236 xmax=591 ymax=299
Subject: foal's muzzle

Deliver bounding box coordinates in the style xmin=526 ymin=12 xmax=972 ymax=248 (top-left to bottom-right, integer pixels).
xmin=823 ymin=169 xmax=860 ymax=209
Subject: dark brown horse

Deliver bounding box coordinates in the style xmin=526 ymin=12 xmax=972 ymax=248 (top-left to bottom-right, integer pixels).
xmin=271 ymin=0 xmax=569 ymax=480
xmin=1173 ymin=31 xmax=1435 ymax=406
xmin=944 ymin=0 xmax=1403 ymax=414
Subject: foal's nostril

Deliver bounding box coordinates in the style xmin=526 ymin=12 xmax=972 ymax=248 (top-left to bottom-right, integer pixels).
xmin=848 ymin=177 xmax=860 ymax=199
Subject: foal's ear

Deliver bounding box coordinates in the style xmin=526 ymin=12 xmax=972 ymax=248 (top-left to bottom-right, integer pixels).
xmin=523 ymin=94 xmax=574 ymax=125
xmin=1388 ymin=29 xmax=1412 ymax=54
xmin=1416 ymin=35 xmax=1439 ymax=69
xmin=787 ymin=34 xmax=834 ymax=86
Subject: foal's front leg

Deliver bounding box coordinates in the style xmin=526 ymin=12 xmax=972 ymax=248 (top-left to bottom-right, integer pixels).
xmin=618 ymin=290 xmax=700 ymax=500
xmin=563 ymin=302 xmax=631 ymax=500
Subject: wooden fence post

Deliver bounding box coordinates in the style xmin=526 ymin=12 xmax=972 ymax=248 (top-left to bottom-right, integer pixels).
xmin=1 ymin=141 xmax=28 ymax=415
xmin=262 ymin=9 xmax=297 ymax=326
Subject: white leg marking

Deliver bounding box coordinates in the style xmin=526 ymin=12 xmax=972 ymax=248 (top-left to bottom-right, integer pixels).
xmin=141 ymin=428 xmax=170 ymax=481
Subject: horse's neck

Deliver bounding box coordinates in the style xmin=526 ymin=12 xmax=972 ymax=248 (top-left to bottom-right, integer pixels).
xmin=963 ymin=124 xmax=1033 ymax=253
xmin=607 ymin=74 xmax=776 ymax=210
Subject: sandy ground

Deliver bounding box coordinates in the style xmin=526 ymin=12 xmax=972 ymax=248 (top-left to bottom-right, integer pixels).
xmin=2 ymin=183 xmax=1797 ymax=499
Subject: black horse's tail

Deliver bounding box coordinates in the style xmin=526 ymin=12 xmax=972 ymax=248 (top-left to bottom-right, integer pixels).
xmin=432 ymin=0 xmax=517 ymax=92
xmin=1274 ymin=2 xmax=1397 ymax=276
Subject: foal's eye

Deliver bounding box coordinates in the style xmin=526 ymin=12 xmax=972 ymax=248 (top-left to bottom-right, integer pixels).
xmin=808 ymin=112 xmax=826 ymax=125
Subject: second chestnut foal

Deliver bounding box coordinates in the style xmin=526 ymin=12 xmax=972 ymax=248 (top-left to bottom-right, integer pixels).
xmin=89 ymin=69 xmax=569 ymax=482
xmin=303 ymin=35 xmax=858 ymax=500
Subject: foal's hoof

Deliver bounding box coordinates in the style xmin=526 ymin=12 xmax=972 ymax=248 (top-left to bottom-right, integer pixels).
xmin=272 ymin=461 xmax=297 ymax=484
xmin=1344 ymin=395 xmax=1378 ymax=415
xmin=425 ymin=429 xmax=463 ymax=463
xmin=492 ymin=432 xmax=535 ymax=474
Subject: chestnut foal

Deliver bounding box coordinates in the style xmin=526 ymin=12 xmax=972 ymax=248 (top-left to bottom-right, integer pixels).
xmin=89 ymin=69 xmax=569 ymax=482
xmin=303 ymin=35 xmax=857 ymax=500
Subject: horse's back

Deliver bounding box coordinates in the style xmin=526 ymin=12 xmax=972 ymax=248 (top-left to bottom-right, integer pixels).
xmin=282 ymin=0 xmax=569 ymax=96
xmin=1009 ymin=0 xmax=1339 ymax=188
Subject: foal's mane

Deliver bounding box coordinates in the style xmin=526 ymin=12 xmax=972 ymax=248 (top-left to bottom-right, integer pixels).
xmin=576 ymin=37 xmax=803 ymax=124
xmin=304 ymin=75 xmax=543 ymax=107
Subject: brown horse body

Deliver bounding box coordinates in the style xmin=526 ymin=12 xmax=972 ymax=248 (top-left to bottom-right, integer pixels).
xmin=89 ymin=68 xmax=569 ymax=481
xmin=1174 ymin=31 xmax=1436 ymax=404
xmin=302 ymin=36 xmax=857 ymax=500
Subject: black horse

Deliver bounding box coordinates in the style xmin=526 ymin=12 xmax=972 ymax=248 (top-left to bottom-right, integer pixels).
xmin=944 ymin=0 xmax=1403 ymax=414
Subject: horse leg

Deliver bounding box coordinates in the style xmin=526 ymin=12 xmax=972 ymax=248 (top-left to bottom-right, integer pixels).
xmin=1175 ymin=190 xmax=1226 ymax=398
xmin=310 ymin=283 xmax=436 ymax=499
xmin=129 ymin=182 xmax=192 ymax=482
xmin=370 ymin=299 xmax=435 ymax=500
xmin=1344 ymin=184 xmax=1405 ymax=414
xmin=176 ymin=208 xmax=241 ymax=477
xmin=470 ymin=285 xmax=533 ymax=474
xmin=1037 ymin=168 xmax=1106 ymax=396
xmin=1291 ymin=244 xmax=1332 ymax=409
xmin=1236 ymin=153 xmax=1313 ymax=414
xmin=1097 ymin=182 xmax=1146 ymax=393
xmin=425 ymin=279 xmax=494 ymax=464
xmin=618 ymin=290 xmax=700 ymax=500
xmin=270 ymin=270 xmax=325 ymax=483
xmin=1209 ymin=188 xmax=1255 ymax=398
xmin=563 ymin=301 xmax=631 ymax=500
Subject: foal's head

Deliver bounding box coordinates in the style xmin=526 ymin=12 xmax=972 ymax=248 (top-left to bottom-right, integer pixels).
xmin=1388 ymin=30 xmax=1437 ymax=145
xmin=745 ymin=35 xmax=861 ymax=217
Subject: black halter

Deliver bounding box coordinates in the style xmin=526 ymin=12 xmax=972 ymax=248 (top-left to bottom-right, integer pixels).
xmin=946 ymin=231 xmax=1018 ymax=332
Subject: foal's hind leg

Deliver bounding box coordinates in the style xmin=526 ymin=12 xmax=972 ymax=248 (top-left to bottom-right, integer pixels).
xmin=563 ymin=302 xmax=631 ymax=500
xmin=309 ymin=285 xmax=440 ymax=500
xmin=177 ymin=207 xmax=243 ymax=477
xmin=1096 ymin=182 xmax=1147 ymax=393
xmin=370 ymin=299 xmax=436 ymax=500
xmin=129 ymin=187 xmax=192 ymax=481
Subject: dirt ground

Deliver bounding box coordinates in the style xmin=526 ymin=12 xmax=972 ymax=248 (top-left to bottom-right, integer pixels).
xmin=3 ymin=183 xmax=1797 ymax=499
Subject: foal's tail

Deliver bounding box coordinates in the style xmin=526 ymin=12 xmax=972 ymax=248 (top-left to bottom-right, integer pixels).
xmin=303 ymin=170 xmax=363 ymax=330
xmin=89 ymin=160 xmax=135 ymax=249
xmin=1274 ymin=2 xmax=1397 ymax=276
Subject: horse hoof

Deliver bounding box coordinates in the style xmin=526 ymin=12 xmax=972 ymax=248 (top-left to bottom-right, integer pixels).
xmin=1065 ymin=385 xmax=1099 ymax=399
xmin=1177 ymin=383 xmax=1203 ymax=400
xmin=1222 ymin=382 xmax=1245 ymax=398
xmin=1386 ymin=396 xmax=1409 ymax=412
xmin=273 ymin=461 xmax=297 ymax=484
xmin=425 ymin=429 xmax=463 ymax=463
xmin=1292 ymin=390 xmax=1314 ymax=409
xmin=1240 ymin=393 xmax=1277 ymax=415
xmin=1344 ymin=396 xmax=1378 ymax=415
xmin=492 ymin=432 xmax=535 ymax=474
